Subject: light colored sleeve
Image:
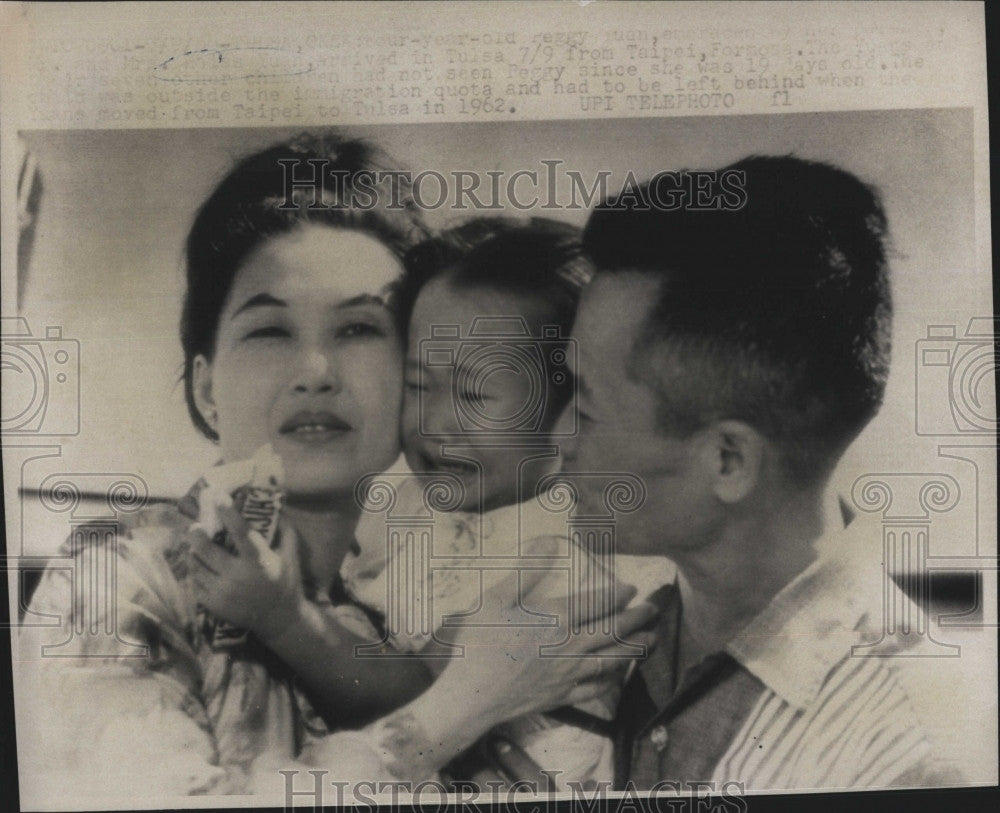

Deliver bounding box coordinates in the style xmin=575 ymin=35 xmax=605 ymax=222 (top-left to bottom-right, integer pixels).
xmin=347 ymin=475 xmax=469 ymax=652
xmin=880 ymin=755 xmax=968 ymax=788
xmin=342 ymin=474 xmax=428 ymax=613
xmin=846 ymin=668 xmax=969 ymax=790
xmin=246 ymin=723 xmax=438 ymax=806
xmin=15 ymin=526 xmax=240 ymax=800
xmin=250 ymin=729 xmax=396 ymax=790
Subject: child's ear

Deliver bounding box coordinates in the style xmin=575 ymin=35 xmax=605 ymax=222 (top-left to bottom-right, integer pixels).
xmin=192 ymin=354 xmax=218 ymax=435
xmin=706 ymin=419 xmax=765 ymax=504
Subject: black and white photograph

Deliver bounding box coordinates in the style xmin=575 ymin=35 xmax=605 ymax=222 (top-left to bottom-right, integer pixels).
xmin=1 ymin=2 xmax=995 ymax=810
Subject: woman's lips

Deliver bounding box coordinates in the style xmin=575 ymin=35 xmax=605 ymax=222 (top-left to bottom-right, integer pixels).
xmin=279 ymin=411 xmax=352 ymax=444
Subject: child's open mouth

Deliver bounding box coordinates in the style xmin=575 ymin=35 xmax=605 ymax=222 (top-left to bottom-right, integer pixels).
xmin=419 ymin=452 xmax=479 ymax=476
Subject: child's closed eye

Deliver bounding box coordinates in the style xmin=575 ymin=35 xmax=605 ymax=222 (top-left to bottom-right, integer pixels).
xmin=459 ymin=389 xmax=490 ymax=405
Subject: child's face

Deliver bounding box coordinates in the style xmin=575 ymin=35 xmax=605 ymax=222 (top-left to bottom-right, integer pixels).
xmin=403 ymin=277 xmax=560 ymax=513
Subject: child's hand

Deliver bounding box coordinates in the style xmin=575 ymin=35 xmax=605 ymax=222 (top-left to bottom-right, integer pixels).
xmin=185 ymin=504 xmax=305 ymax=643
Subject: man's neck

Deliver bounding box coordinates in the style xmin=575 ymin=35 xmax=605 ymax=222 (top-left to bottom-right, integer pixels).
xmin=672 ymin=486 xmax=826 ymax=674
xmin=282 ymin=495 xmax=360 ymax=594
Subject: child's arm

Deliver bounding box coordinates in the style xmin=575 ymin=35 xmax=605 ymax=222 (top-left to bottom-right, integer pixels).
xmin=255 ymin=587 xmax=435 ymax=729
xmin=186 ymin=505 xmax=434 ymax=728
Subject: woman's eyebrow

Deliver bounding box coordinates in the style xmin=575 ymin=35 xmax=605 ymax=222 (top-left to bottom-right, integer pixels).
xmin=231 ymin=293 xmax=286 ymax=317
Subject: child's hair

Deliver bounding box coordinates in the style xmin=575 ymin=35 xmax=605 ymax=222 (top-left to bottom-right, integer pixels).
xmin=396 ymin=216 xmax=593 ymax=418
xmin=582 ymin=154 xmax=893 ymax=484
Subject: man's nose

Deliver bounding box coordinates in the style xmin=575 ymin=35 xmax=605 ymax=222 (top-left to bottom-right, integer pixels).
xmin=553 ymin=404 xmax=578 ymax=465
xmin=292 ymin=345 xmax=341 ymax=394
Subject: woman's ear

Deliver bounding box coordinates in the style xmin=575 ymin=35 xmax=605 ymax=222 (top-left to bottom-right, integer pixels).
xmin=192 ymin=354 xmax=218 ymax=434
xmin=708 ymin=419 xmax=765 ymax=504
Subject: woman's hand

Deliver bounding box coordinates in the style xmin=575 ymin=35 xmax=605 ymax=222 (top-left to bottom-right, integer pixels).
xmin=185 ymin=505 xmax=306 ymax=643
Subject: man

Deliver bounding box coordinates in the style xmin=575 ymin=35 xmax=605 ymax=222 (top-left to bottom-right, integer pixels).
xmin=547 ymin=155 xmax=961 ymax=790
xmin=265 ymin=156 xmax=959 ymax=798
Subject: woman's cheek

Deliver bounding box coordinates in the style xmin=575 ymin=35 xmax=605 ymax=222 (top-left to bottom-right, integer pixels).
xmin=216 ymin=345 xmax=287 ymax=393
xmin=209 ymin=353 xmax=281 ymax=454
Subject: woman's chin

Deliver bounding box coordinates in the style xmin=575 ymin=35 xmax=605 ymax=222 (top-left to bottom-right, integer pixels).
xmin=281 ymin=472 xmax=359 ymax=505
xmin=281 ymin=485 xmax=353 ymax=511
xmin=269 ymin=440 xmax=400 ymax=508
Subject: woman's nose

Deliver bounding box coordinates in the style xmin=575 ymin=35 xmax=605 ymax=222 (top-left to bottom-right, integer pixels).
xmin=291 ymin=345 xmax=341 ymax=394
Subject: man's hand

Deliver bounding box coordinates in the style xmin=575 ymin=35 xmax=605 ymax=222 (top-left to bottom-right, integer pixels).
xmin=366 ymin=538 xmax=660 ymax=780
xmin=425 ymin=596 xmax=656 ymax=738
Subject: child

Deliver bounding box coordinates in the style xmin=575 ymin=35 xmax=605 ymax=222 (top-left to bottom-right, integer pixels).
xmin=342 ymin=218 xmax=669 ymax=789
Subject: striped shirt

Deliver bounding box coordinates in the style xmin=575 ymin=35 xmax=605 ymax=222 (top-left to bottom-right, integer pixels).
xmin=614 ymin=517 xmax=964 ymax=792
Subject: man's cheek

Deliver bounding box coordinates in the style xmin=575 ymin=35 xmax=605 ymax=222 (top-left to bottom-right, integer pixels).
xmin=576 ymin=439 xmax=606 ymax=470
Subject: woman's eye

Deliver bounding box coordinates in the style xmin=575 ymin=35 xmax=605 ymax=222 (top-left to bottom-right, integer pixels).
xmin=337 ymin=322 xmax=385 ymax=339
xmin=243 ymin=326 xmax=290 ymax=340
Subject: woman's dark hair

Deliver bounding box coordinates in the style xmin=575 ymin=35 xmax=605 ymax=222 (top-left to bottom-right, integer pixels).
xmin=397 ymin=216 xmax=593 ymax=415
xmin=181 ymin=133 xmax=429 ymax=440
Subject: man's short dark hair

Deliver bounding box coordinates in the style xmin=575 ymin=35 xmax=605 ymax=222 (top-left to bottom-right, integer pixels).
xmin=582 ymin=155 xmax=893 ymax=483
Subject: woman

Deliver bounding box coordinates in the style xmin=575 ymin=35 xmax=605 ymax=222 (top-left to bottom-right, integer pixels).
xmin=21 ymin=133 xmax=653 ymax=800
xmin=22 ymin=134 xmax=427 ymax=796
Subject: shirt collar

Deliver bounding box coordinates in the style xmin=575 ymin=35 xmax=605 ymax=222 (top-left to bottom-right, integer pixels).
xmin=448 ymin=489 xmax=571 ymax=543
xmin=723 ymin=513 xmax=908 ymax=710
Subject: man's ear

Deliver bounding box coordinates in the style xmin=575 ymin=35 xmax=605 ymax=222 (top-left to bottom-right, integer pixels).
xmin=706 ymin=420 xmax=765 ymax=504
xmin=192 ymin=354 xmax=218 ymax=434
